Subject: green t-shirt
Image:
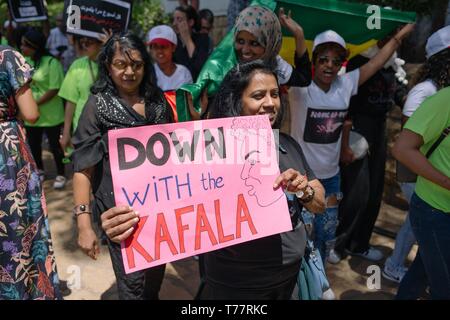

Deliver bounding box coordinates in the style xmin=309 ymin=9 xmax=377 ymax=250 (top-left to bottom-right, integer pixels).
xmin=58 ymin=56 xmax=98 ymax=131
xmin=404 ymin=86 xmax=450 ymax=212
xmin=26 ymin=56 xmax=65 ymax=127
xmin=0 ymin=38 xmax=8 ymax=46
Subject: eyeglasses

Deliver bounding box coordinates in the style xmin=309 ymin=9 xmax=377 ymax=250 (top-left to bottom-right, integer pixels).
xmin=318 ymin=55 xmax=343 ymax=67
xmin=111 ymin=60 xmax=145 ymax=71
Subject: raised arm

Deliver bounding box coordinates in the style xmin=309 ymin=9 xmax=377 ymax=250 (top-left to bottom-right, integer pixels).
xmin=278 ymin=8 xmax=312 ymax=87
xmin=359 ymin=24 xmax=414 ymax=86
xmin=278 ymin=8 xmax=307 ymax=57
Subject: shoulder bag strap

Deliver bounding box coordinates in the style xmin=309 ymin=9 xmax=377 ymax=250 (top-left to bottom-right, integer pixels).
xmin=425 ymin=126 xmax=450 ymax=158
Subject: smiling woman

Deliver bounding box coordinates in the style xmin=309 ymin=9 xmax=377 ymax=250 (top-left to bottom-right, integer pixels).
xmin=202 ymin=60 xmax=325 ymax=299
xmin=233 ymin=5 xmax=311 ymax=87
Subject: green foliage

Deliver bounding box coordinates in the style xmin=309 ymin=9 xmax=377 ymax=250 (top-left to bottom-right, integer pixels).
xmin=130 ymin=0 xmax=171 ymax=38
xmin=46 ymin=2 xmax=65 ymax=27
xmin=347 ymin=0 xmax=448 ymax=15
xmin=0 ymin=2 xmax=8 ymax=26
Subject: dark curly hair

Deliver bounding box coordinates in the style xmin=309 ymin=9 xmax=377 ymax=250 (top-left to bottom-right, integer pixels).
xmin=91 ymin=32 xmax=167 ymax=112
xmin=22 ymin=29 xmax=51 ymax=68
xmin=410 ymin=48 xmax=450 ymax=90
xmin=208 ymin=60 xmax=285 ymax=128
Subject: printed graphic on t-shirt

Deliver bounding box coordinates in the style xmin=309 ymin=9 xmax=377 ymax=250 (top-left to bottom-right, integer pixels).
xmin=303 ymin=107 xmax=348 ymax=144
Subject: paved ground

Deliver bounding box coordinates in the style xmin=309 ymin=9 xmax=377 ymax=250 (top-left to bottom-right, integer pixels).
xmin=42 ymin=102 xmax=417 ymax=300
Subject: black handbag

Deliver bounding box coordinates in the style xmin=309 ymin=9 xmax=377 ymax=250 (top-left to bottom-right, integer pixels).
xmin=396 ymin=126 xmax=450 ymax=183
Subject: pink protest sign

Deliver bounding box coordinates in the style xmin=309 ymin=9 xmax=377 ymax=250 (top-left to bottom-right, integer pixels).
xmin=108 ymin=115 xmax=292 ymax=274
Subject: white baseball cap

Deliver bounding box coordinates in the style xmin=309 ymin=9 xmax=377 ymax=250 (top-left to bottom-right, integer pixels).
xmin=425 ymin=25 xmax=450 ymax=59
xmin=3 ymin=20 xmax=17 ymax=29
xmin=146 ymin=25 xmax=177 ymax=47
xmin=312 ymin=30 xmax=346 ymax=52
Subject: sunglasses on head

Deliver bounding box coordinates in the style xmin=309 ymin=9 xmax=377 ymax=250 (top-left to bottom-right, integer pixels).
xmin=318 ymin=55 xmax=343 ymax=67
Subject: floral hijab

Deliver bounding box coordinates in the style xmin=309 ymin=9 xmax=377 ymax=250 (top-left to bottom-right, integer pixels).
xmin=234 ymin=6 xmax=282 ymax=65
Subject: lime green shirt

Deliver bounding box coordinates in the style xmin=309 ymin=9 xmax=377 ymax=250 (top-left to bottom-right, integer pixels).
xmin=26 ymin=56 xmax=65 ymax=127
xmin=0 ymin=38 xmax=8 ymax=46
xmin=404 ymin=87 xmax=450 ymax=212
xmin=58 ymin=56 xmax=98 ymax=131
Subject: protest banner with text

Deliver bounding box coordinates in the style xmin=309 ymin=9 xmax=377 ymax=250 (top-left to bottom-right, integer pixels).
xmin=7 ymin=0 xmax=47 ymax=23
xmin=108 ymin=116 xmax=292 ymax=274
xmin=65 ymin=0 xmax=131 ymax=39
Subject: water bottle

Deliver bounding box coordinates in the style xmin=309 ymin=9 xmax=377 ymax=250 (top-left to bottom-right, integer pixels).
xmin=62 ymin=146 xmax=73 ymax=164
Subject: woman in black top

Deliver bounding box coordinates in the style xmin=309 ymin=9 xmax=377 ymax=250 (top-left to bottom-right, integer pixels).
xmin=72 ymin=33 xmax=173 ymax=300
xmin=172 ymin=5 xmax=211 ymax=81
xmin=204 ymin=61 xmax=325 ymax=299
xmin=98 ymin=60 xmax=324 ymax=299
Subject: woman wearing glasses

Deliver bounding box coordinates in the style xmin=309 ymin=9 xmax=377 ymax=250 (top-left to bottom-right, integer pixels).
xmin=71 ymin=33 xmax=173 ymax=299
xmin=289 ymin=25 xmax=414 ymax=269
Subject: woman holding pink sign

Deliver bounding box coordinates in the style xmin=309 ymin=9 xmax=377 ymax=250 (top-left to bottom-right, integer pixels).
xmin=202 ymin=60 xmax=325 ymax=299
xmin=99 ymin=60 xmax=325 ymax=299
xmin=71 ymin=33 xmax=173 ymax=300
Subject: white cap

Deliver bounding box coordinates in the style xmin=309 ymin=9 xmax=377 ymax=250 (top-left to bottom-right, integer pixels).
xmin=425 ymin=25 xmax=450 ymax=59
xmin=312 ymin=30 xmax=346 ymax=52
xmin=146 ymin=25 xmax=177 ymax=47
xmin=3 ymin=20 xmax=17 ymax=29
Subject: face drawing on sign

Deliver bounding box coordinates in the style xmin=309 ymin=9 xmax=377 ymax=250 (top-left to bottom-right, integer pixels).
xmin=241 ymin=150 xmax=283 ymax=207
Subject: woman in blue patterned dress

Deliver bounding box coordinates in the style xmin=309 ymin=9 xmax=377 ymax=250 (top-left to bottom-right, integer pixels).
xmin=0 ymin=45 xmax=61 ymax=300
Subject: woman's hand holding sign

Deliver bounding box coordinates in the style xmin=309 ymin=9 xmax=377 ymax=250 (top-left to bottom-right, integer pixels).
xmin=101 ymin=206 xmax=140 ymax=244
xmin=273 ymin=168 xmax=309 ymax=194
xmin=274 ymin=169 xmax=326 ymax=214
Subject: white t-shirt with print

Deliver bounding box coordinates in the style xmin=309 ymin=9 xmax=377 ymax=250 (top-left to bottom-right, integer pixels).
xmin=154 ymin=63 xmax=193 ymax=91
xmin=289 ymin=69 xmax=360 ymax=179
xmin=275 ymin=55 xmax=293 ymax=85
xmin=402 ymin=79 xmax=437 ymax=117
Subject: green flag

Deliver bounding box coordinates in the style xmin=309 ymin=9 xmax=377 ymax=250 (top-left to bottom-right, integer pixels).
xmin=176 ymin=0 xmax=416 ymax=122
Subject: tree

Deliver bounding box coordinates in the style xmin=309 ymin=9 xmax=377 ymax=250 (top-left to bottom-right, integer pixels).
xmin=130 ymin=0 xmax=170 ymax=38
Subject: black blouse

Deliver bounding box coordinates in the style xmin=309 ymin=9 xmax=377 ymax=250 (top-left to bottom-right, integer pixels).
xmin=174 ymin=33 xmax=211 ymax=81
xmin=285 ymin=50 xmax=312 ymax=87
xmin=71 ymin=92 xmax=173 ymax=218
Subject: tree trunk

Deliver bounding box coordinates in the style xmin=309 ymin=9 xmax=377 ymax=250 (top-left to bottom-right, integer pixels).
xmin=431 ymin=0 xmax=449 ymax=32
